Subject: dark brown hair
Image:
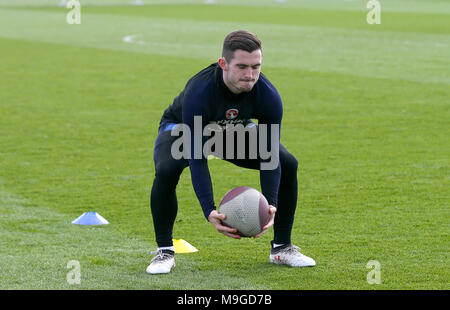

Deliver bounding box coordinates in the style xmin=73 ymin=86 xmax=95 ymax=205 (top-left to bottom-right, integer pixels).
xmin=222 ymin=30 xmax=262 ymax=63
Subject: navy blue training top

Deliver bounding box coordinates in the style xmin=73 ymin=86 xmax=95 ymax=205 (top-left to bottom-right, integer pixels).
xmin=161 ymin=62 xmax=283 ymax=219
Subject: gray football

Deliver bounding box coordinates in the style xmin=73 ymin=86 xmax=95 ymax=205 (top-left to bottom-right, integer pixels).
xmin=218 ymin=186 xmax=270 ymax=237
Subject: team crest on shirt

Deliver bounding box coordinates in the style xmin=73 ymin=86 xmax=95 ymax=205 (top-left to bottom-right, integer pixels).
xmin=225 ymin=108 xmax=239 ymax=119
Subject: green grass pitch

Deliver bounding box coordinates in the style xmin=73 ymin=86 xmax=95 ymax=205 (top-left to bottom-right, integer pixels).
xmin=0 ymin=0 xmax=448 ymax=290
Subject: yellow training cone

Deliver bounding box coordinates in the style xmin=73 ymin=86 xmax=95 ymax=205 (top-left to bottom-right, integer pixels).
xmin=172 ymin=239 xmax=198 ymax=253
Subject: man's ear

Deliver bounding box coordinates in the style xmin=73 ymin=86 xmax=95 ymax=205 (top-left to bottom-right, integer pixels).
xmin=218 ymin=57 xmax=228 ymax=71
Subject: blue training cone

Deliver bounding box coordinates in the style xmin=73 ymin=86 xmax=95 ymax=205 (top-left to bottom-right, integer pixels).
xmin=72 ymin=211 xmax=109 ymax=225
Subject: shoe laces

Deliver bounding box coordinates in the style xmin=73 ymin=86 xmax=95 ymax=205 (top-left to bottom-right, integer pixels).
xmin=150 ymin=249 xmax=173 ymax=263
xmin=285 ymin=244 xmax=304 ymax=255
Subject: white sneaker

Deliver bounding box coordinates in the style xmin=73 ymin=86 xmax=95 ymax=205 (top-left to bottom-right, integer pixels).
xmin=146 ymin=249 xmax=175 ymax=274
xmin=269 ymin=243 xmax=316 ymax=267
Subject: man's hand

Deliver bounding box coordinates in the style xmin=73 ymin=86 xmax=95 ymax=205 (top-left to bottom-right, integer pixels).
xmin=208 ymin=210 xmax=241 ymax=239
xmin=253 ymin=205 xmax=276 ymax=238
xmin=208 ymin=206 xmax=276 ymax=239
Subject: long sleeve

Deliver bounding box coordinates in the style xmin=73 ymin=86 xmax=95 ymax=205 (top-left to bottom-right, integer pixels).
xmin=258 ymin=85 xmax=283 ymax=207
xmin=182 ymin=86 xmax=216 ymax=220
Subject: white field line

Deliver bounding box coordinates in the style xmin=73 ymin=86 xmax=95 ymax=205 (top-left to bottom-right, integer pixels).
xmin=122 ymin=34 xmax=146 ymax=45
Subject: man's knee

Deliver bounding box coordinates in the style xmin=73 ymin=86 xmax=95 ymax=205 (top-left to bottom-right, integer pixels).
xmin=281 ymin=152 xmax=298 ymax=179
xmin=155 ymin=161 xmax=183 ymax=183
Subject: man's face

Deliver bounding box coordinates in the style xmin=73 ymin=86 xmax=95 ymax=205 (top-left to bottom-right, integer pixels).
xmin=219 ymin=49 xmax=262 ymax=94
